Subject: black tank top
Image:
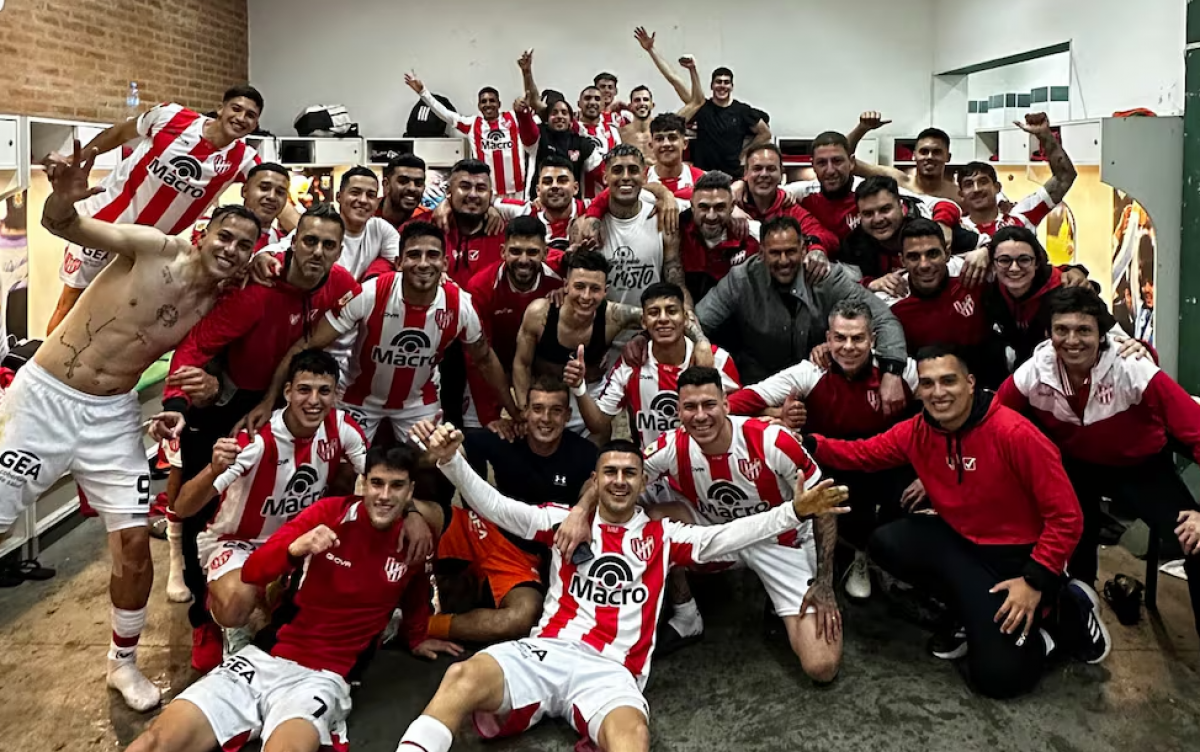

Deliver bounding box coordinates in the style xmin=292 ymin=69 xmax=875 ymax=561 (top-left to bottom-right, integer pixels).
xmin=534 ymin=300 xmax=609 ymax=368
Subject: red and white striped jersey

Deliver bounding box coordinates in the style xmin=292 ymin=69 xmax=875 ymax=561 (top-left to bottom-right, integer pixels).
xmin=575 ymin=119 xmax=623 ymax=198
xmin=192 ymin=214 xmax=284 ymax=252
xmin=643 ymin=416 xmax=821 ymax=545
xmin=439 ymin=452 xmax=806 ymax=688
xmin=495 ymin=198 xmax=586 ymax=246
xmin=647 ymin=163 xmax=707 ymax=200
xmin=962 ymin=187 xmax=1057 ymax=244
xmin=596 ymin=341 xmax=740 ymax=447
xmin=418 ymin=90 xmax=530 ymax=195
xmin=198 ymin=408 xmax=368 ymax=548
xmin=81 ymin=103 xmax=259 ymax=235
xmin=329 ymin=273 xmax=484 ymax=411
xmin=600 ymin=110 xmax=635 ymax=129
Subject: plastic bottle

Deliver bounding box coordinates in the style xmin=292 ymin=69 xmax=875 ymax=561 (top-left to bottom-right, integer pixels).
xmin=121 ymin=81 xmax=141 ymax=158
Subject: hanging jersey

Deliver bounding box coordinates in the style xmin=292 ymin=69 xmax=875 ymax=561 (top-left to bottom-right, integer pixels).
xmin=82 ymin=103 xmax=259 ymax=235
xmin=962 ymin=187 xmax=1057 ymax=244
xmin=647 ymin=164 xmax=706 ymax=200
xmin=601 ymin=202 xmax=664 ymax=308
xmin=198 ymin=409 xmax=368 ymax=550
xmin=596 ymin=340 xmax=740 ymax=447
xmin=330 ymin=274 xmax=483 ymax=411
xmin=643 ymin=416 xmax=821 ymax=545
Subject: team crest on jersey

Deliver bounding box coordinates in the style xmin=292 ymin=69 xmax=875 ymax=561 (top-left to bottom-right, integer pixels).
xmin=316 ymin=437 xmax=340 ymax=462
xmin=568 ymin=150 xmax=580 ymax=161
xmin=63 ymin=251 xmax=82 ymax=275
xmin=384 ymin=557 xmax=408 ymax=583
xmin=338 ymin=291 xmax=354 ymax=307
xmin=434 ymin=309 xmax=454 ymax=329
xmin=953 ymin=297 xmax=975 ymax=318
xmin=630 ymin=535 xmax=656 ymax=562
xmin=738 ymin=458 xmax=763 ymax=482
xmin=211 ymin=153 xmax=232 ymax=177
xmin=867 ymin=391 xmax=881 ymax=412
xmin=1094 ymin=382 xmax=1114 ymax=405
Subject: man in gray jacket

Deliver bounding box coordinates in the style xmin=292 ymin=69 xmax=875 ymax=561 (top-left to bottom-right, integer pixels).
xmin=697 ymin=214 xmax=909 ymax=414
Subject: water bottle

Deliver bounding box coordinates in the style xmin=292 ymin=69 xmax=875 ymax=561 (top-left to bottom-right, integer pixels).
xmin=122 ymin=81 xmax=140 ymax=159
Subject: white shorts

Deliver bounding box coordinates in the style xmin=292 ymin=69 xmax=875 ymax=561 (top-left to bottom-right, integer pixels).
xmin=201 ymin=539 xmax=257 ymax=583
xmin=475 ymin=637 xmax=648 ymax=745
xmin=338 ymin=400 xmax=439 ymax=444
xmin=565 ymin=381 xmax=603 ymax=437
xmin=177 ymin=645 xmax=350 ymax=750
xmin=0 ymin=362 xmax=149 ymax=534
xmin=59 ymin=242 xmax=113 ymax=288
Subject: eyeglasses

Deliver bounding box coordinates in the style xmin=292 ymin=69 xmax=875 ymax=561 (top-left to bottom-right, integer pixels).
xmin=994 ymin=254 xmax=1036 ymax=270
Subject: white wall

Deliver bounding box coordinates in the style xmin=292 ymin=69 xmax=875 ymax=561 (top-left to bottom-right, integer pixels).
xmin=249 ymin=0 xmax=936 ymax=139
xmin=934 ymin=0 xmax=1185 ymax=118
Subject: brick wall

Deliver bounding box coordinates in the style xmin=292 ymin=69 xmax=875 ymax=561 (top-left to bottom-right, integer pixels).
xmin=0 ymin=0 xmax=248 ymax=123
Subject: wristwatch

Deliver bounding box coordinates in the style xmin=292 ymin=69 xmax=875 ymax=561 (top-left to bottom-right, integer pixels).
xmin=879 ymin=359 xmax=905 ymax=377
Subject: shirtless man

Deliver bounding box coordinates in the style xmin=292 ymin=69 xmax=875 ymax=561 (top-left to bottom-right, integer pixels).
xmin=633 ymin=26 xmax=705 ymax=165
xmin=0 ymin=142 xmax=259 ymax=711
xmin=847 ymin=111 xmax=961 ymax=205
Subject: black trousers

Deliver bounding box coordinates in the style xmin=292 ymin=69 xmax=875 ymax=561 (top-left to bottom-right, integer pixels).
xmin=438 ymin=341 xmax=467 ymax=429
xmin=179 ymin=390 xmax=265 ymax=629
xmin=834 ymin=466 xmax=914 ymax=551
xmin=870 ymin=515 xmax=1049 ymax=699
xmin=1064 ymin=451 xmax=1200 ymax=638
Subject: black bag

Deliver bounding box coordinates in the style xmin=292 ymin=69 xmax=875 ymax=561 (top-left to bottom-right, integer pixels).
xmin=2 ymin=339 xmax=41 ymax=372
xmin=405 ymin=94 xmax=457 ymax=138
xmin=294 ymin=105 xmax=358 ymax=137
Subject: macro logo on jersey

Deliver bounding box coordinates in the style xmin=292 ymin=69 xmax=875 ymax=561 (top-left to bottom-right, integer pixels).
xmin=0 ymin=450 xmax=43 ymax=482
xmin=637 ymin=392 xmax=680 ymax=435
xmin=699 ymin=479 xmax=769 ymax=521
xmin=260 ymin=465 xmax=323 ymax=517
xmin=569 ymin=555 xmax=648 ymax=606
xmin=484 ymin=128 xmax=513 ymax=152
xmin=148 ymin=155 xmax=206 ymax=199
xmin=608 ymin=245 xmax=655 ymax=292
xmin=384 ymin=556 xmax=408 ymax=583
xmin=372 ymin=328 xmax=435 ymax=368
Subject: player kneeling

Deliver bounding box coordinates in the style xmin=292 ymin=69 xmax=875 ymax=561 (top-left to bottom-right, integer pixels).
xmin=127 ymin=444 xmax=461 ymax=752
xmin=395 ymin=420 xmax=848 ymax=752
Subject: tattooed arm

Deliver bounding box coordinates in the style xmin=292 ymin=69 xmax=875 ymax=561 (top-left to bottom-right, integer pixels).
xmin=1016 ymin=113 xmax=1077 ymax=204
xmin=801 ymin=512 xmax=842 ymax=643
xmin=605 ymin=302 xmax=645 ymax=342
xmin=661 ymin=231 xmax=693 ymax=311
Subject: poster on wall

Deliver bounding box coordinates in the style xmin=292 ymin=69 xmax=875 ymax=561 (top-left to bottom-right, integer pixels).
xmin=0 ymin=191 xmax=29 ymax=345
xmin=1111 ymin=193 xmax=1156 ymax=345
xmin=1041 ymin=203 xmax=1077 ymax=266
xmin=289 ymin=168 xmax=335 ymax=210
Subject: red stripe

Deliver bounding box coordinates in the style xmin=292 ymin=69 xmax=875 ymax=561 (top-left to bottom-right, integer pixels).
xmin=706 ymin=447 xmax=732 ymax=482
xmin=344 ymin=275 xmax=395 ymax=406
xmin=384 ymin=291 xmax=430 ymax=410
xmin=93 ymin=107 xmax=200 ymax=223
xmin=742 ymin=420 xmax=784 ymax=506
xmin=581 ymin=525 xmax=626 ymax=653
xmin=111 ymin=632 xmax=140 ymax=648
xmin=138 ymin=131 xmax=218 ymax=230
xmin=222 ymin=730 xmax=254 ymax=752
xmin=169 ymin=140 xmax=248 ymax=234
xmin=675 ymin=432 xmax=698 ymax=502
xmin=624 ymin=519 xmax=666 ymax=676
xmin=507 ymin=113 xmax=523 ymax=194
xmin=539 ymin=559 xmax=579 ymax=639
xmin=232 ymin=425 xmax=279 ymax=541
xmin=627 ymin=364 xmax=642 ymax=421
xmin=424 ymin=284 xmax=462 ymax=406
xmin=571 ymin=704 xmax=591 ymax=740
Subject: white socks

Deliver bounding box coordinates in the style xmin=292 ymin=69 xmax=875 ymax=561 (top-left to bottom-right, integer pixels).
xmin=107 ymin=606 xmax=161 ymax=711
xmin=165 ymin=520 xmax=192 ymax=603
xmin=668 ymin=598 xmax=703 ymax=638
xmin=398 ymin=715 xmax=453 ymax=752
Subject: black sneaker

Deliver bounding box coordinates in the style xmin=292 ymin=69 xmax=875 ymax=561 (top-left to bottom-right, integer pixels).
xmin=927 ymin=626 xmax=968 ymax=660
xmin=1061 ymin=579 xmax=1111 ymax=664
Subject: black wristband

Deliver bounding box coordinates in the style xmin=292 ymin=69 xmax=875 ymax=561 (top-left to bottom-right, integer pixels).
xmin=879 ymin=359 xmax=905 ymax=376
xmin=403 ymin=507 xmax=422 ymax=517
xmin=161 ymin=396 xmax=189 ymax=414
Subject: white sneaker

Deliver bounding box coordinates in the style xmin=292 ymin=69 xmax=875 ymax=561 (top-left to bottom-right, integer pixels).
xmin=844 ymin=551 xmax=871 ymax=600
xmin=106 ymin=660 xmax=161 ymax=712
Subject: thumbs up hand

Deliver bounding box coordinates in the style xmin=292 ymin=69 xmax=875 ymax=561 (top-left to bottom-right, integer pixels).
xmin=563 ymin=345 xmax=586 ymax=392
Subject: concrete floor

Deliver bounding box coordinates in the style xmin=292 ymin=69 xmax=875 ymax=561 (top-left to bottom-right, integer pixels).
xmin=3 ymin=518 xmax=1200 ymax=752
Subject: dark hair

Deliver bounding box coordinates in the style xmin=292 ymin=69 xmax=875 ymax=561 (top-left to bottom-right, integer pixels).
xmin=384 ymin=153 xmax=426 ymax=178
xmin=528 ymin=374 xmax=569 ymax=400
xmin=597 ymin=439 xmax=642 ymax=467
xmin=630 ymin=85 xmax=652 ymax=99
xmin=899 ymin=217 xmax=946 ymax=249
xmin=364 ymin=443 xmax=422 ymax=477
xmin=693 ymin=170 xmax=734 ymax=195
xmin=580 ymin=85 xmax=602 ymax=98
xmin=604 ymin=143 xmax=646 ymax=166
xmin=829 ymin=298 xmax=873 ymax=325
xmin=916 ymin=127 xmax=951 ymax=149
xmin=563 ymin=248 xmax=610 ymax=277
xmin=811 ymin=131 xmax=851 ymax=156
xmin=477 ymin=86 xmax=499 ymax=100
xmin=339 ymin=165 xmax=378 ymax=192
xmin=678 ymin=366 xmax=723 ymax=391
xmin=1045 ymin=286 xmax=1118 ymax=337
xmin=286 ymin=348 xmax=340 ymax=385
xmin=400 ymin=220 xmax=444 ymax=250
xmin=915 ymin=344 xmax=972 ymax=374
xmin=650 ymin=113 xmax=687 ymax=136
xmin=711 ymin=67 xmax=734 ymax=82
xmin=640 ymin=281 xmax=685 ymax=308
xmin=594 ymin=72 xmax=618 ymax=86
xmin=957 ymin=161 xmax=998 ymax=186
xmin=505 ymin=215 xmax=546 ymax=242
xmin=450 ymin=158 xmax=491 ymax=177
xmin=742 ymin=141 xmax=783 ymax=166
xmin=296 ymin=201 xmax=345 ymax=234
xmin=760 ymin=214 xmax=805 ymax=244
xmin=223 ymin=84 xmax=264 ymax=112
xmin=855 ymin=175 xmax=901 ymax=204
xmin=988 ymin=225 xmax=1048 ymax=265
xmin=247 ymin=162 xmax=288 ymax=182
xmin=537 ymin=154 xmax=576 ymax=178
xmin=208 ymin=204 xmax=262 ymax=237
xmin=545 ymin=95 xmax=574 ymax=117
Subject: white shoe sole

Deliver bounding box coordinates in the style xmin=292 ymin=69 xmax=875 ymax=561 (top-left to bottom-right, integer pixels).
xmin=1069 ymin=579 xmax=1112 ymax=664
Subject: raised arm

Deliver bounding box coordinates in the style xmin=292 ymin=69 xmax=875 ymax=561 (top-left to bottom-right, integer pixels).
xmin=807 ymin=421 xmax=912 ymax=473
xmin=41 ymin=140 xmax=179 ymax=259
xmin=676 ymin=54 xmax=707 ymax=121
xmin=1014 ymin=113 xmax=1076 ymax=205
xmin=846 ymin=111 xmax=912 ymax=184
xmin=517 ymin=49 xmax=547 ymax=119
xmin=404 ymin=72 xmax=472 ymax=131
xmin=79 ymin=117 xmax=141 ymax=160
xmin=512 ymin=300 xmax=546 ymax=411
xmin=635 ymin=27 xmax=691 ymax=104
